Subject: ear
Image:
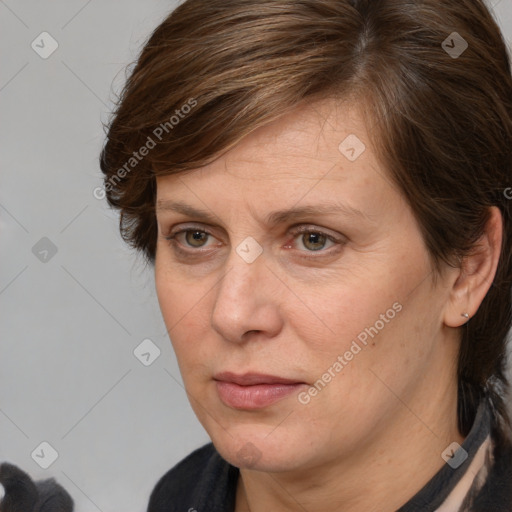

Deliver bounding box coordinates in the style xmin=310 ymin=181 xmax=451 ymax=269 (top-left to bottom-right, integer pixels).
xmin=443 ymin=206 xmax=503 ymax=328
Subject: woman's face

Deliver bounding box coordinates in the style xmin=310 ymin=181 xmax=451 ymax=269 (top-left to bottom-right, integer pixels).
xmin=154 ymin=98 xmax=459 ymax=473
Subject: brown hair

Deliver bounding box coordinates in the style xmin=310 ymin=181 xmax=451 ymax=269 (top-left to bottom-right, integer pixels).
xmin=100 ymin=0 xmax=512 ymax=440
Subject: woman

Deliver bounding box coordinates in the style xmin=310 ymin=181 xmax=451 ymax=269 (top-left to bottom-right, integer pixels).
xmin=99 ymin=0 xmax=512 ymax=510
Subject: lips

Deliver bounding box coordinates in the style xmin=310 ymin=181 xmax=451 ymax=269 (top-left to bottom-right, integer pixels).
xmin=213 ymin=372 xmax=307 ymax=409
xmin=213 ymin=371 xmax=304 ymax=386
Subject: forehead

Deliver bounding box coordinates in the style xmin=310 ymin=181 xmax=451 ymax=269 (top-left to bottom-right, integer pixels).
xmin=157 ymin=97 xmax=379 ymax=183
xmin=222 ymin=98 xmax=366 ymax=175
xmin=154 ymin=97 xmax=396 ymax=220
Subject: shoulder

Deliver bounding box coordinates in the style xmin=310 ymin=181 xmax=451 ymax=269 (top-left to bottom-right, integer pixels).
xmin=472 ymin=432 xmax=512 ymax=511
xmin=146 ymin=442 xmax=239 ymax=512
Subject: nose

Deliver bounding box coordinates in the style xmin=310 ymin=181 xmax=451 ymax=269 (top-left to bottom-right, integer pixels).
xmin=210 ymin=245 xmax=283 ymax=344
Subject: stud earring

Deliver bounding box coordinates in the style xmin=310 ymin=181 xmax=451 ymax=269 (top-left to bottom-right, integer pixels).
xmin=461 ymin=312 xmax=469 ymax=319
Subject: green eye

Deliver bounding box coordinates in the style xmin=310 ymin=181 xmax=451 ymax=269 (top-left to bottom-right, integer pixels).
xmin=300 ymin=232 xmax=329 ymax=251
xmin=183 ymin=230 xmax=209 ymax=248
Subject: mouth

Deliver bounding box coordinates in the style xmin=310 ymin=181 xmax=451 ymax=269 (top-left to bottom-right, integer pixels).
xmin=213 ymin=372 xmax=307 ymax=410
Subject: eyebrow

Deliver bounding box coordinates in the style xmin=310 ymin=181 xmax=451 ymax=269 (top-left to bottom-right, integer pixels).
xmin=156 ymin=199 xmax=369 ymax=226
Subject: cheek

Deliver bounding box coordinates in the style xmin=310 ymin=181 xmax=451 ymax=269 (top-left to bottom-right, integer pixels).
xmin=155 ymin=246 xmax=210 ymax=322
xmin=293 ymin=301 xmax=427 ymax=436
xmin=289 ymin=271 xmax=404 ymax=354
xmin=290 ymin=253 xmax=435 ymax=395
xmin=155 ymin=265 xmax=211 ymax=355
xmin=316 ymin=283 xmax=439 ymax=415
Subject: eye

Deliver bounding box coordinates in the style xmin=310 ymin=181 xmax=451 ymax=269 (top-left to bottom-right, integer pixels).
xmin=295 ymin=231 xmax=332 ymax=251
xmin=165 ymin=227 xmax=217 ymax=251
xmin=287 ymin=226 xmax=342 ymax=256
xmin=164 ymin=224 xmax=344 ymax=260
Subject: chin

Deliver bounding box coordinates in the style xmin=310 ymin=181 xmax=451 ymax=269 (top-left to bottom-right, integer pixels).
xmin=208 ymin=426 xmax=310 ymax=472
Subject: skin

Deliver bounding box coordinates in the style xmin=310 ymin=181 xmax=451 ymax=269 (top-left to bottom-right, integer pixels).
xmin=154 ymin=98 xmax=502 ymax=512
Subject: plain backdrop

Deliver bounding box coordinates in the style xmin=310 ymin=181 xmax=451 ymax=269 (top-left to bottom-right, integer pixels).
xmin=0 ymin=1 xmax=511 ymax=511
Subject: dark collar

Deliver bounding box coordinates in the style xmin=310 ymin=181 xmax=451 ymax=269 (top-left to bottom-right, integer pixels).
xmin=397 ymin=396 xmax=493 ymax=511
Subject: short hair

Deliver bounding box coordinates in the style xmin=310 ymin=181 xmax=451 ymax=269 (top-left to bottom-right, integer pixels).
xmin=100 ymin=0 xmax=512 ymax=440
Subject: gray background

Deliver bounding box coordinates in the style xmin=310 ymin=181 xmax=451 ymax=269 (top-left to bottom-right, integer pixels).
xmin=0 ymin=1 xmax=511 ymax=511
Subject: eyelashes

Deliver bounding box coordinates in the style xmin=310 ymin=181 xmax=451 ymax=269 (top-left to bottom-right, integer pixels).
xmin=164 ymin=224 xmax=345 ymax=260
